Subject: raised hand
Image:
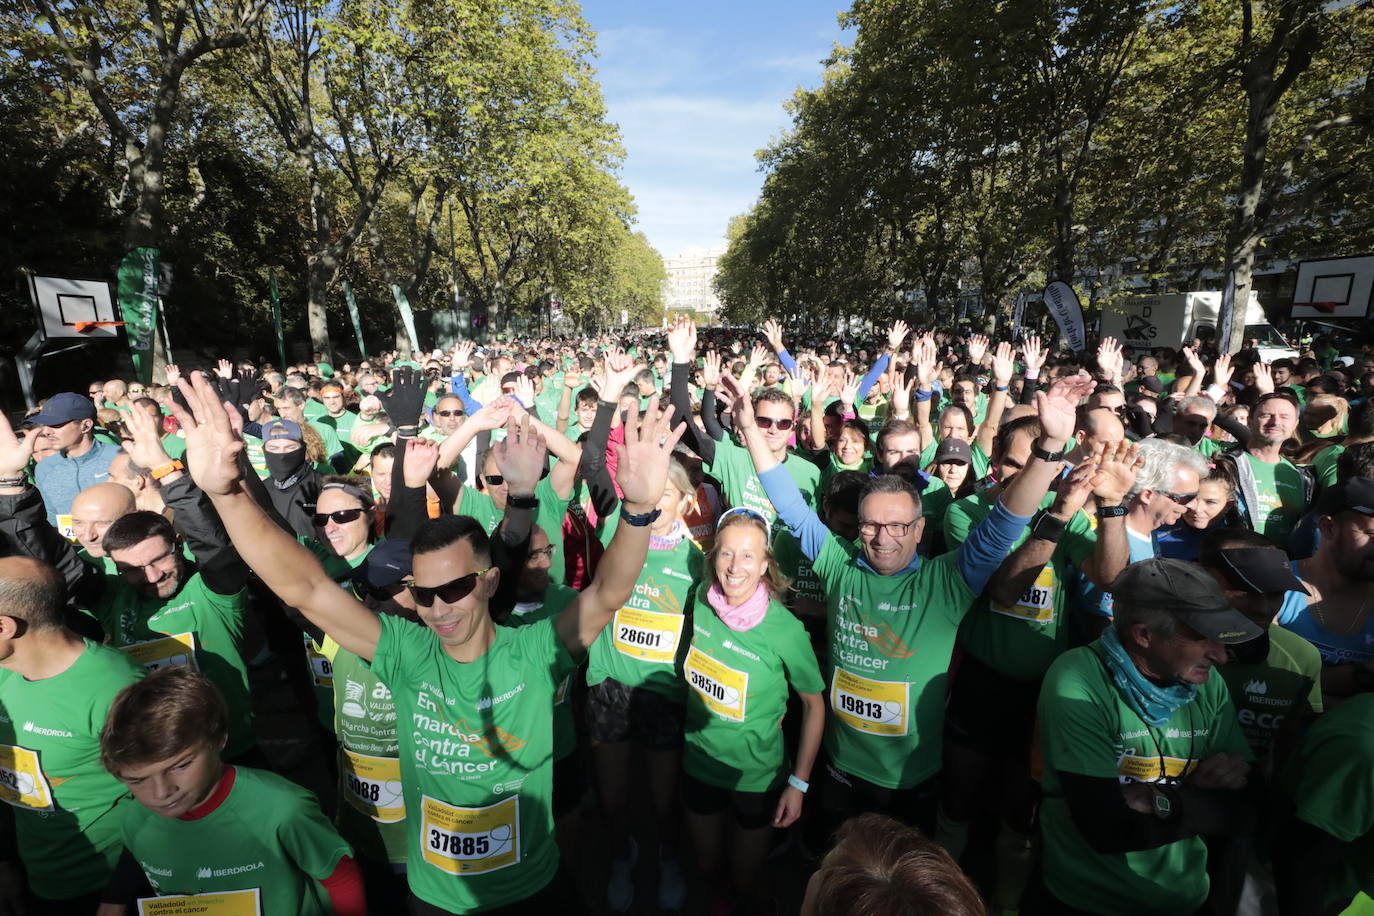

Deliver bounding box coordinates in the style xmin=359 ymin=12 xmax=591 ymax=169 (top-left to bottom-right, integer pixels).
xmin=991 ymin=341 xmax=1016 ymax=387
xmin=164 ymin=364 xmax=182 ymax=386
xmin=668 ymin=315 xmax=698 ymax=363
xmin=891 ymin=373 xmax=916 ymax=417
xmin=493 ymin=414 xmax=548 ymax=497
xmin=471 ymin=375 xmax=500 ymax=405
xmin=785 ymin=366 xmax=808 ymax=397
xmin=121 ymin=400 xmax=172 ymax=470
xmin=1181 ymin=346 xmax=1205 ymax=378
xmin=602 ymin=351 xmax=645 ymax=402
xmin=1090 ymin=440 xmax=1143 ymax=504
xmin=1097 ymin=337 xmax=1124 ymax=382
xmin=379 ymin=367 xmax=425 ymax=427
xmin=1036 ymin=373 xmax=1096 ymax=445
xmin=167 ymin=374 xmax=247 ymax=497
xmin=450 ymin=340 xmax=475 ymax=371
xmin=762 ymin=318 xmax=786 ymax=354
xmin=512 ymin=374 xmax=536 ymax=409
xmin=887 ymin=319 xmax=911 ymax=353
xmin=967 ymin=334 xmax=989 ymax=365
xmin=1252 ymin=361 xmax=1275 ymax=395
xmin=402 ymin=437 xmax=441 ymax=488
xmin=747 ymin=344 xmax=769 ymax=369
xmin=614 ymin=397 xmax=685 ymax=513
xmin=1212 ymin=353 xmax=1235 ymax=391
xmin=701 ymin=350 xmax=723 ymax=388
xmin=0 ymin=411 xmax=39 ymax=476
xmin=563 ymin=368 xmax=584 ymax=391
xmin=839 ymin=371 xmax=860 ymax=408
xmin=914 ymin=336 xmax=941 ymax=389
xmin=470 ymin=397 xmax=518 ymax=432
xmin=1021 ymin=335 xmax=1047 ymax=375
xmin=720 ymin=373 xmax=755 ymax=430
xmin=214 ymin=358 xmax=233 ymax=380
xmin=1051 ymin=451 xmax=1102 ymax=518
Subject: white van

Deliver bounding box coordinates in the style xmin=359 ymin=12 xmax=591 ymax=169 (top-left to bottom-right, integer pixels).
xmin=1100 ymin=291 xmax=1298 ymax=362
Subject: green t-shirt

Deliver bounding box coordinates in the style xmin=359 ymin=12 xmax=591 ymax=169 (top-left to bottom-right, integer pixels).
xmin=322 ymin=635 xmax=406 ymax=865
xmin=1038 ymin=642 xmax=1253 ymax=915
xmin=944 ymin=491 xmax=1095 ymax=681
xmin=307 ymin=419 xmax=346 ymax=463
xmin=1195 ymin=436 xmax=1223 ymax=459
xmin=457 ymin=477 xmax=568 ymax=587
xmin=811 ymin=535 xmax=976 ymax=789
xmin=585 ymin=537 xmax=702 ymax=699
xmin=160 ymin=433 xmax=187 ymax=460
xmin=1243 ymin=453 xmax=1307 ymax=548
xmin=1218 ymin=624 xmax=1323 ymax=760
xmin=682 ymin=596 xmax=825 ymax=792
xmin=703 ymin=437 xmax=821 ymax=529
xmin=1313 ymin=443 xmax=1345 ymax=488
xmin=775 ymin=529 xmax=825 ymax=612
xmin=507 ymin=584 xmax=580 ymax=762
xmin=303 ymin=399 xmax=328 ymax=420
xmin=817 ymin=449 xmax=872 ymax=482
xmin=124 ymin=765 xmax=350 ymax=915
xmin=90 ymin=576 xmax=256 ymax=758
xmin=1284 ymin=693 xmax=1374 ymax=906
xmin=373 ymin=614 xmax=574 ymax=913
xmin=0 ymin=640 xmax=143 ymax=899
xmin=303 ymin=540 xmax=375 ymax=730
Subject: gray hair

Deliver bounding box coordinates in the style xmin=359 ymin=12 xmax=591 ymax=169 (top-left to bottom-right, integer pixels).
xmin=1178 ymin=396 xmax=1217 ymax=420
xmin=1128 ymin=438 xmax=1209 ymax=499
xmin=1114 ymin=598 xmax=1179 ymax=642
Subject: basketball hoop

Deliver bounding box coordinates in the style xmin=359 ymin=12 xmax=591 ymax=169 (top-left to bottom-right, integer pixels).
xmin=73 ymin=320 xmax=126 ymax=333
xmin=1291 ymin=302 xmax=1342 ymax=315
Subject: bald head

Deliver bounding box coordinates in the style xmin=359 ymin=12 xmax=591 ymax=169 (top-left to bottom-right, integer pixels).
xmin=72 ymin=483 xmax=137 ymax=558
xmin=0 ymin=557 xmax=64 ymax=632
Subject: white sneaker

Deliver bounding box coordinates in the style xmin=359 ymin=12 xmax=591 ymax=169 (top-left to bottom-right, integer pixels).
xmin=658 ymin=852 xmax=687 ymax=911
xmin=607 ymin=838 xmax=638 ymax=912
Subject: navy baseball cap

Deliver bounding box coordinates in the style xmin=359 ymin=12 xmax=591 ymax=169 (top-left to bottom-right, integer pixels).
xmin=262 ymin=418 xmax=303 ymax=443
xmin=30 ymin=392 xmax=97 ymax=426
xmin=352 ymin=539 xmax=413 ymax=590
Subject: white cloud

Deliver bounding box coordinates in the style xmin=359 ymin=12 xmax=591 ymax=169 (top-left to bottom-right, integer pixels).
xmin=629 ymin=183 xmax=757 ymax=258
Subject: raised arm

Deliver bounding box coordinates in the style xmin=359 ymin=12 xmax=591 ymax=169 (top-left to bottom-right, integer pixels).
xmin=447 ymin=341 xmax=484 ymax=415
xmin=667 ymin=316 xmax=720 ymax=459
xmin=763 ymin=318 xmax=799 ymax=374
xmin=557 ymin=398 xmax=684 ymax=654
xmin=172 ymin=374 xmax=382 ymax=662
xmin=1019 ymin=335 xmax=1047 ymax=406
xmin=974 ymin=342 xmax=1015 ymax=458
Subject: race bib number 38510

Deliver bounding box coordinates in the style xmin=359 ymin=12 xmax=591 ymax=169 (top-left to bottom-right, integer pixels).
xmin=831 ymin=669 xmax=909 ymax=737
xmin=0 ymin=745 xmax=54 ymax=811
xmin=684 ymin=647 xmax=748 ymax=721
xmin=421 ymin=794 xmax=520 ymax=876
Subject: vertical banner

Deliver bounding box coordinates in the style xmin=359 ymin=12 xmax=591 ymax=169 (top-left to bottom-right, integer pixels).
xmin=116 ymin=247 xmax=160 ymax=384
xmin=1042 ymin=281 xmax=1087 ymax=352
xmin=268 ymin=270 xmax=287 ymax=369
xmin=1012 ymin=293 xmax=1027 ymax=331
xmin=342 ymin=280 xmax=366 ymax=356
xmin=391 ymin=284 xmax=420 ymax=354
xmin=1218 ymin=270 xmax=1236 ymax=354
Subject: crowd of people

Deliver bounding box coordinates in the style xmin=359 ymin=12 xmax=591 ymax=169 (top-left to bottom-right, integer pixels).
xmin=0 ymin=316 xmax=1372 ymax=916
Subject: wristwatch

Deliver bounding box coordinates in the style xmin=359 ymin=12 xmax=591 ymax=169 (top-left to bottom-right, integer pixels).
xmin=507 ymin=494 xmax=539 ymax=510
xmin=1151 ymin=784 xmax=1180 ymax=822
xmin=619 ymin=505 xmax=662 ymax=527
xmin=1031 ymin=440 xmax=1065 ymax=463
xmin=1031 ymin=512 xmax=1067 ymax=543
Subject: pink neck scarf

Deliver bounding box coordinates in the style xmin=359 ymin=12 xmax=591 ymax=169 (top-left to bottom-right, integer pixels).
xmin=707 ymin=581 xmax=770 ymax=632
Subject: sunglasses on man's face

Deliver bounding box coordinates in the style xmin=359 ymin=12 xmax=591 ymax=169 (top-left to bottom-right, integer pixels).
xmin=434 ymin=409 xmax=465 ymax=418
xmin=312 ymin=508 xmax=367 ymax=527
xmin=407 ymin=568 xmax=491 ymax=607
xmin=483 ymin=475 xmax=506 ymax=487
xmin=755 ymin=416 xmax=794 ymax=431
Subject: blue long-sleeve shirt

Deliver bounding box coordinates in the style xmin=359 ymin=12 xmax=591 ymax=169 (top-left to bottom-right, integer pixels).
xmin=447 ymin=374 xmax=483 ymax=416
xmin=758 ymin=462 xmax=1029 ymax=595
xmin=778 ymin=349 xmax=890 ymax=403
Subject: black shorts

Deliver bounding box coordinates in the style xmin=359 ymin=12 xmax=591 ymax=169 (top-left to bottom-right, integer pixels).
xmin=551 ymin=747 xmax=584 ymax=820
xmin=944 ymin=651 xmax=1041 ymax=758
xmin=820 ymin=763 xmax=938 ymax=837
xmin=584 ymin=677 xmax=685 ymax=750
xmin=682 ymin=771 xmax=778 ymax=830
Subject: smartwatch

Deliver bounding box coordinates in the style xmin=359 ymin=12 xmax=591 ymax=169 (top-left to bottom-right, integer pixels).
xmin=1151 ymin=784 xmax=1180 ymax=822
xmin=1031 ymin=512 xmax=1066 ymax=544
xmin=1097 ymin=504 xmax=1127 ymax=520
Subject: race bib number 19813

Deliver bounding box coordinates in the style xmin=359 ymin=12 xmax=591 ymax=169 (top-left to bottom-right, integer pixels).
xmin=831 ymin=669 xmax=909 ymax=737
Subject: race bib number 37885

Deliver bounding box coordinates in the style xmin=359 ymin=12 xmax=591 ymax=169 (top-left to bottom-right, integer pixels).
xmin=421 ymin=794 xmax=520 ymax=876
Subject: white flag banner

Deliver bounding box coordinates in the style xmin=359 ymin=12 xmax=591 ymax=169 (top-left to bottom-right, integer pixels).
xmin=1042 ymin=281 xmax=1086 ymax=352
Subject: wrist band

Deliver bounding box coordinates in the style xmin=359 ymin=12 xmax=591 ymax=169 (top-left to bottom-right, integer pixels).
xmin=507 ymin=494 xmax=538 ymax=510
xmin=787 ymin=775 xmax=809 ymax=794
xmin=1025 ymin=370 xmax=1040 ymax=380
xmin=1097 ymin=505 xmax=1127 ymax=519
xmin=914 ymin=390 xmax=933 ymax=402
xmin=0 ymin=475 xmax=26 ymax=486
xmin=150 ymin=460 xmax=184 ymax=481
xmin=995 ymin=384 xmax=1009 ymax=391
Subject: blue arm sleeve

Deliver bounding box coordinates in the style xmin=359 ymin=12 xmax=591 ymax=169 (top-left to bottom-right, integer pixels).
xmin=448 ymin=374 xmax=483 ymax=416
xmin=954 ymin=498 xmax=1033 ymax=595
xmin=776 ymin=348 xmax=799 ymax=373
xmin=759 ymin=465 xmax=829 ymax=562
xmin=856 ymin=353 xmax=891 ymax=401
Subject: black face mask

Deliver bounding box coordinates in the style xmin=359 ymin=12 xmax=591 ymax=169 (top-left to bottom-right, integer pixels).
xmin=265 ymin=446 xmax=306 ymax=483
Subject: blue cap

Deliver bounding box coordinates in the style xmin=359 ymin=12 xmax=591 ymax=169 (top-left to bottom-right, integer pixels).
xmin=262 ymin=418 xmax=303 ymax=442
xmin=31 ymin=392 xmax=97 ymax=426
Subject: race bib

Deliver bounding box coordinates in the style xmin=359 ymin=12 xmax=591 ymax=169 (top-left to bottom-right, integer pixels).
xmin=0 ymin=745 xmax=53 ymax=811
xmin=306 ymin=639 xmax=333 ymax=687
xmin=121 ymin=632 xmax=198 ymax=672
xmin=611 ymin=608 xmax=684 ymax=664
xmin=421 ymin=794 xmax=520 ymax=876
xmin=685 ymin=647 xmax=748 ymax=721
xmin=831 ymin=668 xmax=908 ymax=737
xmin=137 ymin=890 xmax=261 ymax=916
xmin=341 ymin=749 xmax=406 ymax=823
xmin=1117 ymin=753 xmax=1196 ymax=784
xmin=55 ymin=514 xmax=76 ymax=541
xmin=989 ymin=566 xmax=1056 ymax=623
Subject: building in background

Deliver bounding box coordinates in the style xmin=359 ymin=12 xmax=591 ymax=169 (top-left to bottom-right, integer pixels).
xmin=662 ymin=245 xmax=727 ymax=322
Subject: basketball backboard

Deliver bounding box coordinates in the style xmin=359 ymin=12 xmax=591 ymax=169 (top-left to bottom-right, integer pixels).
xmin=1291 ymin=254 xmax=1374 ymax=319
xmin=27 ymin=274 xmax=120 ymax=339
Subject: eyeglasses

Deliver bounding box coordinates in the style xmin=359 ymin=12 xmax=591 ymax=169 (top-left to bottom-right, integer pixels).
xmin=528 ymin=545 xmax=556 ymax=561
xmin=115 ymin=549 xmax=177 ymax=575
xmin=1161 ymin=490 xmax=1199 ymax=506
xmin=312 ymin=508 xmax=367 ymax=527
xmin=857 ymin=520 xmax=918 ymax=538
xmin=755 ymin=416 xmax=795 ymax=431
xmin=407 ymin=568 xmax=492 ymax=606
xmin=129 ymin=387 xmax=146 ymax=395
xmin=483 ymin=475 xmax=506 ymax=487
xmin=434 ymin=409 xmax=465 ymax=418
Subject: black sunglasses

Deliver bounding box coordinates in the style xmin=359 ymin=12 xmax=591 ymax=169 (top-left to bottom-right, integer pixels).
xmin=756 ymin=416 xmax=795 ymax=431
xmin=483 ymin=475 xmax=505 ymax=486
xmin=312 ymin=508 xmax=367 ymax=527
xmin=407 ymin=568 xmax=491 ymax=607
xmin=435 ymin=409 xmax=465 ymax=418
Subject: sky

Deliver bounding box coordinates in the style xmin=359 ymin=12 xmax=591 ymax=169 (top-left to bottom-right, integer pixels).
xmin=581 ymin=0 xmax=852 ymax=260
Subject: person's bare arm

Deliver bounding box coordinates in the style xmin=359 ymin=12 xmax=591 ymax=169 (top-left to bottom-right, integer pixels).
xmin=171 ymin=374 xmax=382 ymax=661
xmin=988 ymin=457 xmax=1097 ymax=606
xmin=974 ymin=341 xmax=1015 ymax=457
xmin=998 ymin=374 xmax=1098 ymax=518
xmin=1078 ymin=441 xmax=1142 ymax=590
xmin=556 ymin=398 xmax=684 ymax=654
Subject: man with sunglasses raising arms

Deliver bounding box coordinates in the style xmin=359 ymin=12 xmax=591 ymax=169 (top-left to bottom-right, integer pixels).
xmin=171 ymin=371 xmax=685 ymax=916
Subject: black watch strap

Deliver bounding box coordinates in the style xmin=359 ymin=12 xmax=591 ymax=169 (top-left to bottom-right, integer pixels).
xmin=1032 ymin=440 xmax=1065 ymax=463
xmin=507 ymin=494 xmax=539 ymax=510
xmin=1031 ymin=512 xmax=1066 ymax=543
xmin=1097 ymin=505 xmax=1127 ymax=519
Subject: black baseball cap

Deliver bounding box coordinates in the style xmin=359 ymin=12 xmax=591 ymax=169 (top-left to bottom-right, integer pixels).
xmin=1111 ymin=557 xmax=1263 ymax=644
xmin=352 ymin=539 xmax=412 ymax=590
xmin=1317 ymin=477 xmax=1374 ymax=517
xmin=1207 ymin=547 xmax=1308 ymax=596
